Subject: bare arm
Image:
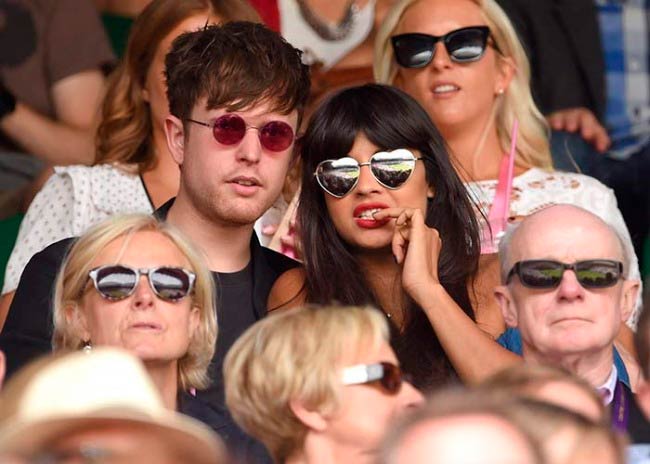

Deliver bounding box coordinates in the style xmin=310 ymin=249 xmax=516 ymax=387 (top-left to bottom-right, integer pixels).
xmin=374 ymin=207 xmax=522 ymax=385
xmin=267 ymin=267 xmax=308 ymax=312
xmin=0 ymin=70 xmax=105 ymax=165
xmin=0 ymin=292 xmax=14 ymax=332
xmin=419 ymin=283 xmax=522 ymax=384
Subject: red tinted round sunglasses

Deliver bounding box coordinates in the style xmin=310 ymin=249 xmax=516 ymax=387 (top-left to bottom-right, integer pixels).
xmin=186 ymin=113 xmax=295 ymax=152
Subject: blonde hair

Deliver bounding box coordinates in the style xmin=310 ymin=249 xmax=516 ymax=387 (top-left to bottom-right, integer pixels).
xmin=374 ymin=0 xmax=552 ymax=171
xmin=52 ymin=214 xmax=217 ymax=391
xmin=224 ymin=305 xmax=389 ymax=463
xmin=480 ymin=364 xmax=607 ymax=423
xmin=95 ymin=0 xmax=260 ymax=172
xmin=378 ymin=389 xmax=544 ymax=464
xmin=501 ymin=398 xmax=627 ymax=464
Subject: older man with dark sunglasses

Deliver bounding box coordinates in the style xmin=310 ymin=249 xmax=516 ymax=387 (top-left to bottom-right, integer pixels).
xmin=494 ymin=204 xmax=650 ymax=443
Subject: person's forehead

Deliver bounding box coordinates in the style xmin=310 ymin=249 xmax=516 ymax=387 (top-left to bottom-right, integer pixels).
xmin=511 ymin=212 xmax=623 ymax=262
xmin=402 ymin=415 xmax=535 ymax=460
xmin=193 ymin=96 xmax=299 ymax=123
xmin=340 ymin=338 xmax=396 ymax=367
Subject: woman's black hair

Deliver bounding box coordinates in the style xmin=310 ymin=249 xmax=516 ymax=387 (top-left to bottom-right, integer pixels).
xmin=297 ymin=84 xmax=481 ymax=390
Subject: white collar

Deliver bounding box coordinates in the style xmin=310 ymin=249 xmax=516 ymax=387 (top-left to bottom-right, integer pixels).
xmin=597 ymin=365 xmax=618 ymax=405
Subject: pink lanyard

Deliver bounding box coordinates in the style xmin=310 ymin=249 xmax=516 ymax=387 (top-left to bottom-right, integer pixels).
xmin=480 ymin=120 xmax=518 ymax=254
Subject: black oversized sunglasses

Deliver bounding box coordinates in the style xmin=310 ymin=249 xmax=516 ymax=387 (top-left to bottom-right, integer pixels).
xmin=314 ymin=149 xmax=423 ymax=198
xmin=341 ymin=362 xmax=408 ymax=395
xmin=88 ymin=265 xmax=196 ymax=301
xmin=506 ymin=259 xmax=624 ymax=289
xmin=392 ymin=26 xmax=494 ymax=68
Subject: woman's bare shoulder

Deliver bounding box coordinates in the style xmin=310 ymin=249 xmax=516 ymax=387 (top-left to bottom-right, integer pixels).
xmin=268 ymin=267 xmax=308 ymax=313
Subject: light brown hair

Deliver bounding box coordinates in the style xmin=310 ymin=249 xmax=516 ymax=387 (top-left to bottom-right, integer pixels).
xmin=95 ymin=0 xmax=261 ymax=172
xmin=52 ymin=214 xmax=217 ymax=391
xmin=224 ymin=305 xmax=388 ymax=463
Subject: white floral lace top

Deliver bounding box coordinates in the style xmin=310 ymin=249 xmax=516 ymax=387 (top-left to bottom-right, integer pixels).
xmin=464 ymin=168 xmax=642 ymax=328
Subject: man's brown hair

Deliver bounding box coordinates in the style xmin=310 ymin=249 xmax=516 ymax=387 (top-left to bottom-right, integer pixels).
xmin=165 ymin=21 xmax=310 ymax=123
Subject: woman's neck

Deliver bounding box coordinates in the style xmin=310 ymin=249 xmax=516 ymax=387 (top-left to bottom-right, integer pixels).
xmin=357 ymin=250 xmax=406 ymax=326
xmin=144 ymin=360 xmax=180 ymax=410
xmin=441 ymin=121 xmax=505 ymax=182
xmin=140 ymin=127 xmax=181 ymax=208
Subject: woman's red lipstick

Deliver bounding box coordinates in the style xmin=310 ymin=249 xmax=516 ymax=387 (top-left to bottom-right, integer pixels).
xmin=353 ymin=203 xmax=390 ymax=229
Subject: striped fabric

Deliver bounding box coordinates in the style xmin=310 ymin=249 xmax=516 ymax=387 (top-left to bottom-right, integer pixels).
xmin=596 ymin=0 xmax=650 ymax=159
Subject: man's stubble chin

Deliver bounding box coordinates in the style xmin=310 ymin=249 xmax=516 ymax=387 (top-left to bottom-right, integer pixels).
xmin=192 ymin=188 xmax=271 ymax=227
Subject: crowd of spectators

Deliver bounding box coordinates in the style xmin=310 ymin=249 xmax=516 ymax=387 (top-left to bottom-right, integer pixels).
xmin=0 ymin=0 xmax=649 ymax=462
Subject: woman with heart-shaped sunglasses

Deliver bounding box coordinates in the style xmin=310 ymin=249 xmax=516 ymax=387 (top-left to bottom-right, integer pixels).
xmin=268 ymin=84 xmax=522 ymax=391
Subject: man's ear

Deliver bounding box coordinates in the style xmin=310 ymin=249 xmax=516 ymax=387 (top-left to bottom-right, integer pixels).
xmin=495 ymin=285 xmax=519 ymax=328
xmin=620 ymin=279 xmax=640 ymax=323
xmin=165 ymin=115 xmax=186 ymax=166
xmin=289 ymin=398 xmax=328 ymax=432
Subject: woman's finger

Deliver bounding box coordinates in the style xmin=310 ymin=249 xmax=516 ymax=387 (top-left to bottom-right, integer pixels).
xmin=392 ymin=224 xmax=407 ymax=263
xmin=395 ymin=209 xmax=416 ymax=227
xmin=372 ymin=207 xmax=408 ymax=220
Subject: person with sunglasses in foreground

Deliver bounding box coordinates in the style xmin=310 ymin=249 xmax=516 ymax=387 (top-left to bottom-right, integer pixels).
xmin=0 ymin=22 xmax=310 ymax=463
xmin=268 ymin=84 xmax=523 ymax=391
xmin=0 ymin=0 xmax=262 ymax=331
xmin=224 ymin=304 xmax=423 ymax=464
xmin=50 ymin=214 xmax=217 ymax=414
xmin=494 ymin=204 xmax=650 ymax=443
xmin=374 ymin=0 xmax=641 ymax=380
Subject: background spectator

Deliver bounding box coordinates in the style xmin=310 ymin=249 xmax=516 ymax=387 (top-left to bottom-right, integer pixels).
xmin=0 ymin=21 xmax=310 ymax=463
xmin=496 ymin=0 xmax=650 ymax=273
xmin=480 ymin=364 xmax=606 ymax=423
xmin=0 ymin=0 xmax=113 ymax=212
xmin=378 ymin=390 xmax=543 ymax=464
xmin=225 ymin=305 xmax=422 ymax=464
xmin=0 ymin=0 xmax=259 ymax=328
xmin=374 ymin=0 xmax=641 ymax=346
xmin=0 ymin=347 xmax=225 ymax=464
xmin=51 ymin=214 xmax=216 ymax=413
xmin=495 ymin=204 xmax=649 ymax=442
xmin=502 ymin=397 xmax=627 ymax=464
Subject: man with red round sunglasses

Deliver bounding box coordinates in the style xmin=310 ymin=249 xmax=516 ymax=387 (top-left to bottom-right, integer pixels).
xmin=0 ymin=21 xmax=310 ymax=462
xmin=494 ymin=204 xmax=650 ymax=442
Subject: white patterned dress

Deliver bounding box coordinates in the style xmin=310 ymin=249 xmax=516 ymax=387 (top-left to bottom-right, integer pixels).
xmin=2 ymin=164 xmax=153 ymax=294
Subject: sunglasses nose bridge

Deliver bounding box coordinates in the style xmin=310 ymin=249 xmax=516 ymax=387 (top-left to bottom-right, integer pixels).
xmin=430 ymin=39 xmax=454 ymax=68
xmin=555 ymin=266 xmax=586 ymax=296
xmin=130 ymin=270 xmax=157 ymax=307
xmin=355 ymin=161 xmax=382 ymax=194
xmin=234 ymin=127 xmax=264 ymax=162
